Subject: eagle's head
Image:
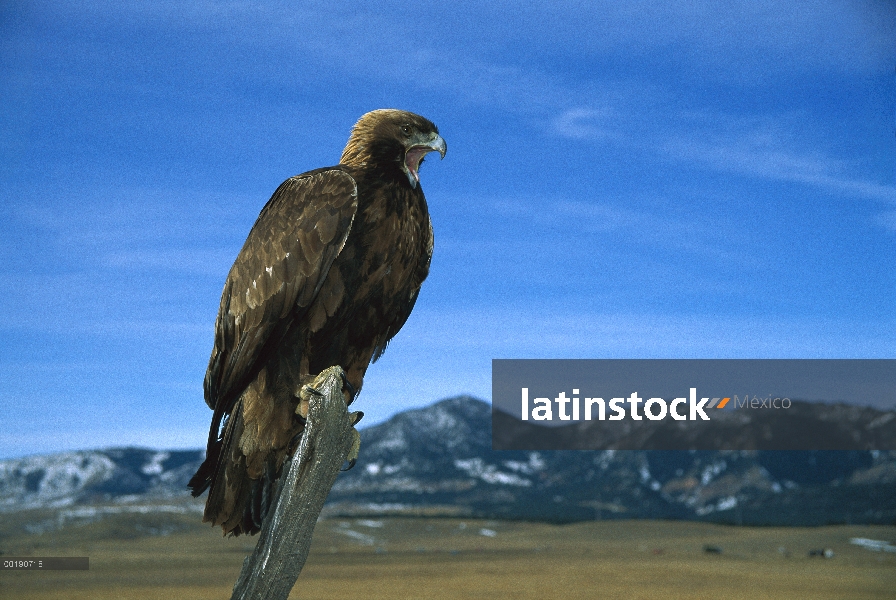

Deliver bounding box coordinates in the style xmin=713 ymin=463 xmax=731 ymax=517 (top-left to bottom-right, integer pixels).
xmin=340 ymin=109 xmax=447 ymax=189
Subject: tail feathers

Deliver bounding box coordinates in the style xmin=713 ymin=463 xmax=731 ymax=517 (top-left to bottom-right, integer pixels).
xmin=197 ymin=401 xmax=280 ymax=537
xmin=244 ymin=460 xmax=279 ymax=535
xmin=187 ymin=446 xmax=219 ymax=497
xmin=212 ymin=455 xmax=280 ymax=537
xmin=188 ymin=404 xmax=229 ymax=497
xmin=190 ymin=399 xmax=291 ymax=537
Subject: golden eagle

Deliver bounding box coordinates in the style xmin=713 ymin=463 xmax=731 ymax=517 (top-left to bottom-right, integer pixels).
xmin=188 ymin=110 xmax=446 ymax=535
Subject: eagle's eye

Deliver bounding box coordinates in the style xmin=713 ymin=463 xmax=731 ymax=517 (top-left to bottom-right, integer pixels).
xmin=400 ymin=125 xmax=412 ymax=136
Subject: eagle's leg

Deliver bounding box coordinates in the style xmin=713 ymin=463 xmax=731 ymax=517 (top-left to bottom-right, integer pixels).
xmin=295 ymin=366 xmax=363 ymax=469
xmin=296 ymin=368 xmax=358 ymax=419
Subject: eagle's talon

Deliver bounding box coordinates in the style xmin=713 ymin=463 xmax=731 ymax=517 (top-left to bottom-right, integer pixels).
xmin=339 ymin=423 xmax=362 ymax=471
xmin=301 ymin=384 xmax=325 ymax=398
xmin=340 ymin=372 xmax=357 ymax=405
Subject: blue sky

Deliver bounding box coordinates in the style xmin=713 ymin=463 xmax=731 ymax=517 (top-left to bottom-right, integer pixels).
xmin=1 ymin=1 xmax=894 ymax=458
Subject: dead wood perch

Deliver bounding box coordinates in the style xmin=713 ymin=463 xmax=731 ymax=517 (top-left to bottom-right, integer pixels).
xmin=231 ymin=366 xmax=361 ymax=600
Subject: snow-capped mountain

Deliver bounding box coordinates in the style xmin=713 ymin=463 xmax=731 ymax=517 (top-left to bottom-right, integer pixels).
xmin=1 ymin=396 xmax=894 ymax=528
xmin=328 ymin=396 xmax=896 ymax=525
xmin=0 ymin=448 xmax=204 ymax=512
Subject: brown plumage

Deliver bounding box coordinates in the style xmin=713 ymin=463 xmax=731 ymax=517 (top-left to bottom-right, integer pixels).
xmin=188 ymin=109 xmax=446 ymax=536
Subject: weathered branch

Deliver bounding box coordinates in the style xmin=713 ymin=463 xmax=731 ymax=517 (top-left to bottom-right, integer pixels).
xmin=231 ymin=366 xmax=358 ymax=600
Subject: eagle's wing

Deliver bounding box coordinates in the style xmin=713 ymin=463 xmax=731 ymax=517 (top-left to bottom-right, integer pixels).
xmin=204 ymin=169 xmax=358 ymax=440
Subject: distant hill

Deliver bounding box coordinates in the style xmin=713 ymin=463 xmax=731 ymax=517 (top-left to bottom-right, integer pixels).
xmin=1 ymin=396 xmax=894 ymax=532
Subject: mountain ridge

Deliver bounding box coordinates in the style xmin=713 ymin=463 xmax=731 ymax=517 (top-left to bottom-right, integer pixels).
xmin=1 ymin=396 xmax=894 ymax=530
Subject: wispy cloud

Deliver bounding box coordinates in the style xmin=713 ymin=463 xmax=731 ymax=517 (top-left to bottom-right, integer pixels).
xmin=551 ymin=104 xmax=896 ymax=208
xmin=662 ymin=135 xmax=896 ymax=203
xmin=551 ymin=108 xmax=620 ymax=141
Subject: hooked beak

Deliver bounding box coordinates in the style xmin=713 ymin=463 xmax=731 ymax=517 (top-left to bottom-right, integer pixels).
xmin=404 ymin=133 xmax=447 ymax=188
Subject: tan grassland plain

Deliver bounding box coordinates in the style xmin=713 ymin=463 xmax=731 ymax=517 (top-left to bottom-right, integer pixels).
xmin=2 ymin=517 xmax=894 ymax=599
